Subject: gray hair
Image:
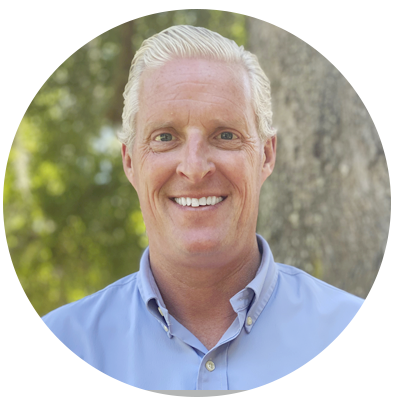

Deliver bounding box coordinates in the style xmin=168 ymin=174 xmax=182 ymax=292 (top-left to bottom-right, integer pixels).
xmin=119 ymin=25 xmax=276 ymax=152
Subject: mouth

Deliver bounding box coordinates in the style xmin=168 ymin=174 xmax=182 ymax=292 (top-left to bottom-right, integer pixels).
xmin=172 ymin=196 xmax=226 ymax=208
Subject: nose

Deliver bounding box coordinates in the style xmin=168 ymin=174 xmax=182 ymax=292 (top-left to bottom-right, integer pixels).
xmin=176 ymin=132 xmax=216 ymax=183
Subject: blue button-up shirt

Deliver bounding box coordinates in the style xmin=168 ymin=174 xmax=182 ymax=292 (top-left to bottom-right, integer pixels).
xmin=43 ymin=235 xmax=363 ymax=390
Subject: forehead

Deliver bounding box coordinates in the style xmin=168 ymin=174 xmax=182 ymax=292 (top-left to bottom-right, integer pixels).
xmin=136 ymin=58 xmax=255 ymax=131
xmin=140 ymin=58 xmax=251 ymax=98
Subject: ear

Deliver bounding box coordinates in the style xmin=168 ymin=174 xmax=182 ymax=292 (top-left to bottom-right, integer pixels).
xmin=121 ymin=144 xmax=136 ymax=188
xmin=261 ymin=135 xmax=277 ymax=183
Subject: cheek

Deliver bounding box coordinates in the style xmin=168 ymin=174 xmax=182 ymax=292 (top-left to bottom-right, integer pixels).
xmin=135 ymin=152 xmax=177 ymax=195
xmin=216 ymin=152 xmax=253 ymax=198
xmin=218 ymin=150 xmax=261 ymax=188
xmin=220 ymin=155 xmax=263 ymax=221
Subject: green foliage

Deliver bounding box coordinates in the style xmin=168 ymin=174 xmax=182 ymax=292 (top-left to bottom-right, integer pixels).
xmin=4 ymin=10 xmax=247 ymax=317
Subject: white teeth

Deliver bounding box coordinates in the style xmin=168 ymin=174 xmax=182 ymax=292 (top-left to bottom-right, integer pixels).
xmin=174 ymin=196 xmax=224 ymax=207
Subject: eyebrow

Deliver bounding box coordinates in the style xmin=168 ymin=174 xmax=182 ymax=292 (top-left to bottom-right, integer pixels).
xmin=147 ymin=121 xmax=176 ymax=130
xmin=146 ymin=118 xmax=249 ymax=132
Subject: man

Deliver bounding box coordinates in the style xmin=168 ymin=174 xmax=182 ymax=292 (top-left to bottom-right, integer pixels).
xmin=43 ymin=25 xmax=363 ymax=390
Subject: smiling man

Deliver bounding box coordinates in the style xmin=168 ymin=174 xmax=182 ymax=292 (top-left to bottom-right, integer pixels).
xmin=122 ymin=55 xmax=274 ymax=351
xmin=43 ymin=26 xmax=363 ymax=391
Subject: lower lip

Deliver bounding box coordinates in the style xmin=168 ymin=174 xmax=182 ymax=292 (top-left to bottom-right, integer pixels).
xmin=171 ymin=198 xmax=226 ymax=210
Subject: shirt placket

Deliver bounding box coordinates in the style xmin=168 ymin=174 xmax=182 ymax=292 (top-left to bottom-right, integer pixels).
xmin=195 ymin=302 xmax=250 ymax=390
xmin=196 ymin=343 xmax=229 ymax=390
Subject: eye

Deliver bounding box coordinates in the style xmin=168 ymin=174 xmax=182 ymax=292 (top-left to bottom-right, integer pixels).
xmin=155 ymin=133 xmax=174 ymax=142
xmin=218 ymin=131 xmax=238 ymax=140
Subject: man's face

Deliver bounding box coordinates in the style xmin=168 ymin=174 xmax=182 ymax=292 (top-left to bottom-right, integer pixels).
xmin=122 ymin=58 xmax=276 ymax=258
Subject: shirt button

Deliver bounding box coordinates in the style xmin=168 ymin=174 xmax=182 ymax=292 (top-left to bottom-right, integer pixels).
xmin=158 ymin=307 xmax=164 ymax=316
xmin=246 ymin=316 xmax=253 ymax=326
xmin=205 ymin=361 xmax=215 ymax=372
xmin=163 ymin=325 xmax=168 ymax=332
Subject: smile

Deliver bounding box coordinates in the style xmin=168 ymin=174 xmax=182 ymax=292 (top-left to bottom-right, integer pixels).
xmin=174 ymin=196 xmax=224 ymax=207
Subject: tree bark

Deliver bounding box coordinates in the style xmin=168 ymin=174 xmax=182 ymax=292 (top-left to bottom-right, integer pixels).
xmin=247 ymin=18 xmax=390 ymax=298
xmin=106 ymin=20 xmax=136 ymax=124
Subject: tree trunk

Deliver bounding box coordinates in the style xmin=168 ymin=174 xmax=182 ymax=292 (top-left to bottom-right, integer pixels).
xmin=247 ymin=18 xmax=390 ymax=298
xmin=106 ymin=20 xmax=136 ymax=124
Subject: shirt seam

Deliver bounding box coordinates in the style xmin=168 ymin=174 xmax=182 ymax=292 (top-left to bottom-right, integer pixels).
xmin=45 ymin=273 xmax=139 ymax=315
xmin=277 ymin=264 xmax=364 ymax=299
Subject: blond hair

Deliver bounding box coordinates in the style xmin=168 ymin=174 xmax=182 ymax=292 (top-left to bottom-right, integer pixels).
xmin=119 ymin=25 xmax=276 ymax=151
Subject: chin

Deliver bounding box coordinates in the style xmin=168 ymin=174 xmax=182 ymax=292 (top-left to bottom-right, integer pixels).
xmin=176 ymin=231 xmax=226 ymax=256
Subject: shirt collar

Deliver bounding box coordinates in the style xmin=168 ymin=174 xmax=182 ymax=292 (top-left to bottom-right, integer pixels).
xmin=243 ymin=234 xmax=278 ymax=332
xmin=136 ymin=247 xmax=172 ymax=336
xmin=137 ymin=234 xmax=278 ymax=335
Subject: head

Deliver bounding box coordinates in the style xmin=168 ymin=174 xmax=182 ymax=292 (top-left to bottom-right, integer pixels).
xmin=118 ymin=25 xmax=276 ymax=153
xmin=120 ymin=26 xmax=277 ymax=263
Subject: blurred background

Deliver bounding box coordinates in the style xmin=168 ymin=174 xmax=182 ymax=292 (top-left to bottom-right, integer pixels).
xmin=3 ymin=10 xmax=390 ymax=317
xmin=3 ymin=10 xmax=250 ymax=317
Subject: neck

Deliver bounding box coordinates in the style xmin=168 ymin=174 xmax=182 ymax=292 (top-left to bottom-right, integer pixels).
xmin=148 ymin=236 xmax=261 ymax=350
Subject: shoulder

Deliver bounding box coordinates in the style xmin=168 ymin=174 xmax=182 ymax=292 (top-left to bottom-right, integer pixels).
xmin=42 ymin=273 xmax=140 ymax=338
xmin=274 ymin=262 xmax=364 ymax=314
xmin=264 ymin=264 xmax=364 ymax=343
xmin=275 ymin=263 xmax=365 ymax=305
